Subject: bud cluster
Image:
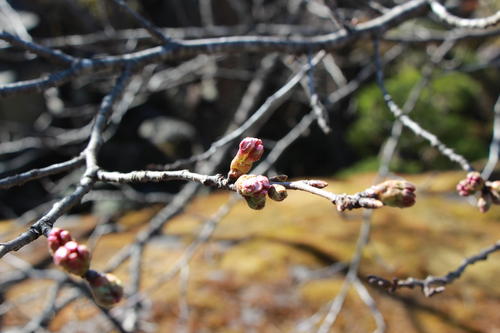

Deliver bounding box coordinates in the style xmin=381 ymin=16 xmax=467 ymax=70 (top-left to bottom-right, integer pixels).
xmin=47 ymin=228 xmax=123 ymax=308
xmin=456 ymin=172 xmax=484 ymax=197
xmin=48 ymin=228 xmax=90 ymax=277
xmin=234 ymin=174 xmax=290 ymax=209
xmin=367 ymin=180 xmax=416 ymax=208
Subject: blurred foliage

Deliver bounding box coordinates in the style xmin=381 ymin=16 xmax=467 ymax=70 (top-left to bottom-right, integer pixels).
xmin=348 ymin=57 xmax=489 ymax=173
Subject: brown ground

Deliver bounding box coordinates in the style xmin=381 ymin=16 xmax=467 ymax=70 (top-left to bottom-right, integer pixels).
xmin=1 ymin=171 xmax=500 ymax=332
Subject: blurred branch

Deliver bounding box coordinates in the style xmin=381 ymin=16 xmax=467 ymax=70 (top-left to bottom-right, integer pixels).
xmin=0 ymin=68 xmax=133 ymax=258
xmin=0 ymin=155 xmax=84 ymax=189
xmin=373 ymin=37 xmax=474 ymax=172
xmin=368 ymin=240 xmax=500 ymax=297
xmin=428 ymin=0 xmax=500 ymax=29
xmin=482 ymin=95 xmax=500 ymax=180
xmin=0 ymin=0 xmax=429 ymax=97
xmin=109 ymin=0 xmax=172 ymax=44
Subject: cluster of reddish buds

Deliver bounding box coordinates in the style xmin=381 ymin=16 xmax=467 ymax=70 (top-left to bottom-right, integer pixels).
xmin=229 ymin=138 xmax=291 ymax=210
xmin=456 ymin=172 xmax=484 ymax=197
xmin=455 ymin=172 xmax=500 ymax=213
xmin=48 ymin=228 xmax=123 ymax=308
xmin=235 ymin=174 xmax=271 ymax=210
xmin=367 ymin=180 xmax=416 ymax=208
xmin=228 ymin=137 xmax=264 ymax=181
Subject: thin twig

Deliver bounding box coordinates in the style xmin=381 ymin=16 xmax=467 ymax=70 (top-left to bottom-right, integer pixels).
xmin=373 ymin=37 xmax=474 ymax=172
xmin=481 ymin=95 xmax=500 ymax=179
xmin=109 ymin=0 xmax=171 ymax=45
xmin=0 ymin=155 xmax=84 ymax=190
xmin=368 ymin=240 xmax=500 ymax=297
xmin=428 ymin=0 xmax=500 ymax=29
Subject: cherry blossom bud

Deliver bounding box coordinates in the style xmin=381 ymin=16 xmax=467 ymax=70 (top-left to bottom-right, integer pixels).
xmin=303 ymin=180 xmax=329 ymax=189
xmin=477 ymin=193 xmax=492 ymax=213
xmin=235 ymin=174 xmax=270 ymax=197
xmin=243 ymin=195 xmax=267 ymax=210
xmin=53 ymin=241 xmax=91 ymax=276
xmin=456 ymin=172 xmax=484 ymax=196
xmin=85 ymin=270 xmax=124 ymax=308
xmin=228 ymin=138 xmax=264 ymax=180
xmin=48 ymin=228 xmax=72 ymax=254
xmin=369 ymin=180 xmax=416 ymax=208
xmin=487 ymin=180 xmax=500 ymax=204
xmin=268 ymin=184 xmax=288 ymax=201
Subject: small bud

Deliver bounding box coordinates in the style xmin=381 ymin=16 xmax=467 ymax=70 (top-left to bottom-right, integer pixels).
xmin=477 ymin=193 xmax=492 ymax=213
xmin=228 ymin=138 xmax=264 ymax=180
xmin=243 ymin=195 xmax=267 ymax=210
xmin=268 ymin=184 xmax=288 ymax=201
xmin=303 ymin=180 xmax=329 ymax=188
xmin=48 ymin=228 xmax=72 ymax=254
xmin=369 ymin=180 xmax=416 ymax=208
xmin=269 ymin=174 xmax=288 ymax=182
xmin=456 ymin=172 xmax=484 ymax=197
xmin=53 ymin=241 xmax=91 ymax=276
xmin=85 ymin=270 xmax=124 ymax=308
xmin=235 ymin=174 xmax=270 ymax=197
xmin=487 ymin=180 xmax=500 ymax=204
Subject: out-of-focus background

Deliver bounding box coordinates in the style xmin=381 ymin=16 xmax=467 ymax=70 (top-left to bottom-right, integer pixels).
xmin=0 ymin=0 xmax=500 ymax=332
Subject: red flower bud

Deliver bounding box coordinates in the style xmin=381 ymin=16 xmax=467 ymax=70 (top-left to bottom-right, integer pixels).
xmin=48 ymin=228 xmax=72 ymax=254
xmin=85 ymin=270 xmax=124 ymax=308
xmin=235 ymin=174 xmax=270 ymax=197
xmin=228 ymin=138 xmax=264 ymax=180
xmin=456 ymin=172 xmax=484 ymax=196
xmin=53 ymin=241 xmax=91 ymax=276
xmin=369 ymin=180 xmax=416 ymax=208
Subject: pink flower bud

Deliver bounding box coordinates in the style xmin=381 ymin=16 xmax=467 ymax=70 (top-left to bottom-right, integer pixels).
xmin=53 ymin=241 xmax=91 ymax=276
xmin=238 ymin=137 xmax=264 ymax=162
xmin=456 ymin=172 xmax=484 ymax=196
xmin=477 ymin=193 xmax=492 ymax=213
xmin=228 ymin=138 xmax=264 ymax=180
xmin=85 ymin=270 xmax=124 ymax=308
xmin=235 ymin=174 xmax=270 ymax=197
xmin=268 ymin=184 xmax=288 ymax=201
xmin=47 ymin=228 xmax=73 ymax=254
xmin=369 ymin=180 xmax=416 ymax=208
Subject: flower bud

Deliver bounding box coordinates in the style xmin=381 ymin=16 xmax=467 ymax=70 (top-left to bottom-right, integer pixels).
xmin=268 ymin=184 xmax=288 ymax=201
xmin=303 ymin=180 xmax=329 ymax=189
xmin=235 ymin=174 xmax=270 ymax=197
xmin=243 ymin=195 xmax=267 ymax=210
xmin=477 ymin=193 xmax=492 ymax=213
xmin=369 ymin=180 xmax=416 ymax=208
xmin=85 ymin=270 xmax=124 ymax=308
xmin=456 ymin=172 xmax=484 ymax=197
xmin=53 ymin=241 xmax=91 ymax=277
xmin=487 ymin=180 xmax=500 ymax=204
xmin=48 ymin=228 xmax=72 ymax=254
xmin=269 ymin=174 xmax=288 ymax=182
xmin=228 ymin=138 xmax=264 ymax=180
